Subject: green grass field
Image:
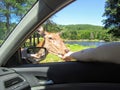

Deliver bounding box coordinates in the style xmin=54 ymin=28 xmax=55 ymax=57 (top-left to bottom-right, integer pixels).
xmin=40 ymin=44 xmax=95 ymax=63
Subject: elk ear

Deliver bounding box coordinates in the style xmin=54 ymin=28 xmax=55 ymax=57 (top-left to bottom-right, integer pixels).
xmin=37 ymin=26 xmax=45 ymax=36
xmin=57 ymin=32 xmax=62 ymax=36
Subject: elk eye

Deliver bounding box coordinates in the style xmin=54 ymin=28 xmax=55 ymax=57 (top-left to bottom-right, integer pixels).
xmin=48 ymin=37 xmax=52 ymax=39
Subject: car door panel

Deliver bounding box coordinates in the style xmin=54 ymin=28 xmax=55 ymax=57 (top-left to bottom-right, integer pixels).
xmin=12 ymin=67 xmax=50 ymax=87
xmin=11 ymin=61 xmax=120 ymax=90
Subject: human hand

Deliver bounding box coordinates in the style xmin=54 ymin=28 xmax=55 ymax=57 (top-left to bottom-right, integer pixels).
xmin=60 ymin=51 xmax=74 ymax=61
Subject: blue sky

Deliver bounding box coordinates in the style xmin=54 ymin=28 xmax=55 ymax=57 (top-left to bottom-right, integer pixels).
xmin=53 ymin=0 xmax=106 ymax=26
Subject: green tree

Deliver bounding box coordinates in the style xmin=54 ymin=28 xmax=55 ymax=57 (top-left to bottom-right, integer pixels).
xmin=103 ymin=0 xmax=120 ymax=37
xmin=0 ymin=0 xmax=36 ymax=39
xmin=43 ymin=19 xmax=62 ymax=33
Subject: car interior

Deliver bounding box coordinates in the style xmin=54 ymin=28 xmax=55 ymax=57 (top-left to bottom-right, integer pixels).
xmin=0 ymin=0 xmax=120 ymax=90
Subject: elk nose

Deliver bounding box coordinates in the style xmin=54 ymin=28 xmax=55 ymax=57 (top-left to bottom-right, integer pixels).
xmin=58 ymin=49 xmax=69 ymax=56
xmin=65 ymin=49 xmax=69 ymax=53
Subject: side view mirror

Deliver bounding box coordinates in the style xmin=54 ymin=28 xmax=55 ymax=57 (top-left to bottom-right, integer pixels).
xmin=27 ymin=47 xmax=48 ymax=63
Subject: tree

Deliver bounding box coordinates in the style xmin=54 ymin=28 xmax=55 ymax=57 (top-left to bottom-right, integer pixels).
xmin=0 ymin=0 xmax=36 ymax=39
xmin=43 ymin=19 xmax=62 ymax=33
xmin=103 ymin=0 xmax=120 ymax=37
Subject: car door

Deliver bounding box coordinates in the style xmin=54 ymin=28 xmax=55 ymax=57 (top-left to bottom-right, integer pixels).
xmin=2 ymin=60 xmax=120 ymax=90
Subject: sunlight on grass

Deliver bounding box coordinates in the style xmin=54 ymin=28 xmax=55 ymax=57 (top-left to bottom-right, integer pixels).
xmin=40 ymin=54 xmax=64 ymax=63
xmin=66 ymin=44 xmax=95 ymax=51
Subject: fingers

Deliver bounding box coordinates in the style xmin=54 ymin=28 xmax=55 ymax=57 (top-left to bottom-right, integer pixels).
xmin=60 ymin=51 xmax=74 ymax=61
xmin=62 ymin=56 xmax=73 ymax=61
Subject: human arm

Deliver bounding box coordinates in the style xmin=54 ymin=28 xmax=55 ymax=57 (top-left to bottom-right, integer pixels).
xmin=62 ymin=42 xmax=120 ymax=64
xmin=62 ymin=48 xmax=95 ymax=61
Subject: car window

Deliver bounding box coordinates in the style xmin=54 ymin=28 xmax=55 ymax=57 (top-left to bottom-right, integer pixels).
xmin=0 ymin=0 xmax=37 ymax=46
xmin=21 ymin=0 xmax=108 ymax=64
xmin=5 ymin=0 xmax=118 ymax=65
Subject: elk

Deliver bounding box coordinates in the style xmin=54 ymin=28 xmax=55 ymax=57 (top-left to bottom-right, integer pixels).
xmin=21 ymin=26 xmax=69 ymax=63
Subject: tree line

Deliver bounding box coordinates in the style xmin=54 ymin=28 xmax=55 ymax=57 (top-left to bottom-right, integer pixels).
xmin=58 ymin=24 xmax=115 ymax=41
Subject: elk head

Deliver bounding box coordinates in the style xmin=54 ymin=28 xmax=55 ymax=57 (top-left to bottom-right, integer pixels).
xmin=37 ymin=26 xmax=69 ymax=57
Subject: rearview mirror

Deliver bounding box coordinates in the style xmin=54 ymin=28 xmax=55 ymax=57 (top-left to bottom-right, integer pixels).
xmin=27 ymin=47 xmax=48 ymax=63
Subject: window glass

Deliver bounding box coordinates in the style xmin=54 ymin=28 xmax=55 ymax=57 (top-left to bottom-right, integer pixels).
xmin=0 ymin=0 xmax=37 ymax=46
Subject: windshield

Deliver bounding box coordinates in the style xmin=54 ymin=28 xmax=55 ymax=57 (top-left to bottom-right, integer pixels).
xmin=0 ymin=0 xmax=37 ymax=46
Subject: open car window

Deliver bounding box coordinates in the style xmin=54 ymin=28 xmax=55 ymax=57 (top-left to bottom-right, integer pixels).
xmin=20 ymin=0 xmax=107 ymax=64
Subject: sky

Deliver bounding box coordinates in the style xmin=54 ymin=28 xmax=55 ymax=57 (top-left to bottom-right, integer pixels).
xmin=52 ymin=0 xmax=106 ymax=26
